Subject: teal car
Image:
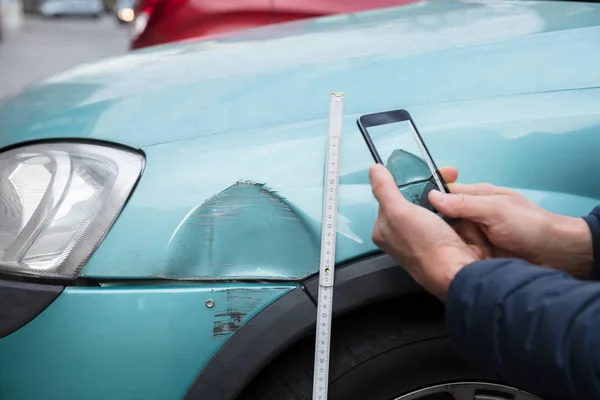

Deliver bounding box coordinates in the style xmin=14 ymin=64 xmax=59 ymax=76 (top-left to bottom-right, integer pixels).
xmin=1 ymin=0 xmax=599 ymax=399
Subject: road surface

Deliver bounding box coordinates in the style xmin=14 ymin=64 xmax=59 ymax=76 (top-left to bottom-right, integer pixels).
xmin=0 ymin=14 xmax=129 ymax=100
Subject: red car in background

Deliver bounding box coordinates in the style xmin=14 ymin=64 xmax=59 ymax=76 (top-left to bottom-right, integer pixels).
xmin=130 ymin=0 xmax=417 ymax=49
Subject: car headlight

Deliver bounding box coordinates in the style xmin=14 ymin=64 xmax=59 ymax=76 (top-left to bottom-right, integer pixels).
xmin=0 ymin=142 xmax=144 ymax=279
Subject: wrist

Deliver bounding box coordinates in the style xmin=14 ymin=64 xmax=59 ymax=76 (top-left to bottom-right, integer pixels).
xmin=546 ymin=214 xmax=594 ymax=279
xmin=423 ymin=247 xmax=477 ymax=301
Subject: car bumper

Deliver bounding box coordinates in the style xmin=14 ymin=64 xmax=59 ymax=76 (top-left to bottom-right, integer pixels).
xmin=0 ymin=278 xmax=63 ymax=339
xmin=0 ymin=280 xmax=294 ymax=399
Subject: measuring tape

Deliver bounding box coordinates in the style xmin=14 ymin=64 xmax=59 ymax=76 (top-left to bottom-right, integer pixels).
xmin=312 ymin=92 xmax=344 ymax=400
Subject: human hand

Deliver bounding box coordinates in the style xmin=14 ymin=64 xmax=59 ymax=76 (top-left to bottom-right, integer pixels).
xmin=369 ymin=164 xmax=479 ymax=301
xmin=436 ymin=168 xmax=497 ymax=262
xmin=429 ymin=168 xmax=594 ymax=279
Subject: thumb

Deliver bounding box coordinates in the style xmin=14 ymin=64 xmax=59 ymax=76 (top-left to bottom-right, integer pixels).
xmin=429 ymin=190 xmax=497 ymax=223
xmin=369 ymin=164 xmax=406 ymax=211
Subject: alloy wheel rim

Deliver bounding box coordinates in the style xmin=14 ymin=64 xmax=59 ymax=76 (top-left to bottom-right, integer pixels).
xmin=394 ymin=382 xmax=542 ymax=400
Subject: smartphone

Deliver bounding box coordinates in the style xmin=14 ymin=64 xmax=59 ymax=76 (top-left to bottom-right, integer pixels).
xmin=357 ymin=109 xmax=455 ymax=219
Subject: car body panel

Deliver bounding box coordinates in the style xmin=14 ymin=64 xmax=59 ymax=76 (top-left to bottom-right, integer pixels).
xmin=0 ymin=283 xmax=294 ymax=399
xmin=1 ymin=0 xmax=599 ymax=280
xmin=1 ymin=0 xmax=599 ymax=148
xmin=81 ymin=87 xmax=600 ymax=279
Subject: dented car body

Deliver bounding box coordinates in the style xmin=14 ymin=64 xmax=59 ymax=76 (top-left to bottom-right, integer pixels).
xmin=0 ymin=0 xmax=600 ymax=399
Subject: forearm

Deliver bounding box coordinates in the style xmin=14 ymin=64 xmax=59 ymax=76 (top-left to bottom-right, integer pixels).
xmin=582 ymin=206 xmax=600 ymax=280
xmin=446 ymin=259 xmax=600 ymax=400
xmin=538 ymin=205 xmax=599 ymax=280
xmin=545 ymin=213 xmax=594 ymax=279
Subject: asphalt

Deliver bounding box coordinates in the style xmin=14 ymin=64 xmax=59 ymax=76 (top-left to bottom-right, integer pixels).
xmin=0 ymin=14 xmax=129 ymax=101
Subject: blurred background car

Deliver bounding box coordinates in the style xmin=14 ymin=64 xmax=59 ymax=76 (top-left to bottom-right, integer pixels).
xmin=113 ymin=0 xmax=134 ymax=23
xmin=129 ymin=0 xmax=417 ymax=49
xmin=39 ymin=0 xmax=103 ymax=18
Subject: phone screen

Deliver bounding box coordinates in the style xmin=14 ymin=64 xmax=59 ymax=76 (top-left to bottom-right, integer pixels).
xmin=357 ymin=109 xmax=451 ymax=215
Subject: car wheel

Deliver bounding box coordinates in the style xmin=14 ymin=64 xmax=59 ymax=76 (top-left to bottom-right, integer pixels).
xmin=239 ymin=297 xmax=542 ymax=400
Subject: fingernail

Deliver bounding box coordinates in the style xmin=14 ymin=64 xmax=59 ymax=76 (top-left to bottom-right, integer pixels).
xmin=429 ymin=189 xmax=445 ymax=203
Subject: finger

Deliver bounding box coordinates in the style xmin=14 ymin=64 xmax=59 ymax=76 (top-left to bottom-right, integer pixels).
xmin=439 ymin=167 xmax=458 ymax=184
xmin=369 ymin=164 xmax=408 ymax=211
xmin=447 ymin=182 xmax=511 ymax=196
xmin=372 ymin=207 xmax=390 ymax=250
xmin=428 ymin=190 xmax=498 ymax=223
xmin=467 ymin=244 xmax=485 ymax=260
xmin=456 ymin=222 xmax=494 ymax=258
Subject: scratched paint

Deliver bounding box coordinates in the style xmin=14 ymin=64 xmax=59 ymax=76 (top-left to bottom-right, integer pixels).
xmin=167 ymin=181 xmax=319 ymax=279
xmin=212 ymin=288 xmax=267 ymax=338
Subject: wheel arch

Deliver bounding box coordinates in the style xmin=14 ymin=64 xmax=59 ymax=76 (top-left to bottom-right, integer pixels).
xmin=182 ymin=253 xmax=428 ymax=400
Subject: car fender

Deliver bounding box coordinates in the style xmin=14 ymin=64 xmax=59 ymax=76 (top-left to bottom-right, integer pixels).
xmin=183 ymin=253 xmax=422 ymax=400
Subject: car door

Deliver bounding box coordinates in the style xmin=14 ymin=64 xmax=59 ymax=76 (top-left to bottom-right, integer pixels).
xmin=73 ymin=0 xmax=87 ymax=14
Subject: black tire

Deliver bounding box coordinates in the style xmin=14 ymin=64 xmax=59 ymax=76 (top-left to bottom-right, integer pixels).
xmin=239 ymin=296 xmax=502 ymax=400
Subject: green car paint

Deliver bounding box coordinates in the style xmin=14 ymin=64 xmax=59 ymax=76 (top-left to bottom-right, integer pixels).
xmin=0 ymin=283 xmax=294 ymax=400
xmin=0 ymin=0 xmax=599 ymax=148
xmin=84 ymin=88 xmax=600 ymax=279
xmin=1 ymin=0 xmax=599 ymax=281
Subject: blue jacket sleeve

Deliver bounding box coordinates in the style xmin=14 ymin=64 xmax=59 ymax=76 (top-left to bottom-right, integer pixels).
xmin=583 ymin=205 xmax=600 ymax=279
xmin=446 ymin=259 xmax=600 ymax=400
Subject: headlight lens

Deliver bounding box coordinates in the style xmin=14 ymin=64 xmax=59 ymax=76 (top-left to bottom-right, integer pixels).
xmin=0 ymin=142 xmax=143 ymax=279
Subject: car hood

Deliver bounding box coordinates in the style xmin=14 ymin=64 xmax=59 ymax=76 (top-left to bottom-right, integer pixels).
xmin=2 ymin=0 xmax=600 ymax=280
xmin=1 ymin=0 xmax=600 ymax=149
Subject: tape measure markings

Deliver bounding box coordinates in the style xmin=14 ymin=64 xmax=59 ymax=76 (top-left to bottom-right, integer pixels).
xmin=312 ymin=92 xmax=344 ymax=400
